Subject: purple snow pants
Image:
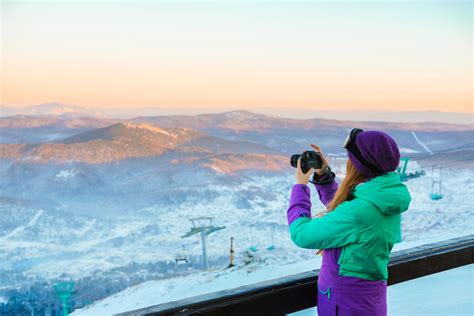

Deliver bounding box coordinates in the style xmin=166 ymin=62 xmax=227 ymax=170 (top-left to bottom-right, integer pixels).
xmin=316 ymin=248 xmax=387 ymax=316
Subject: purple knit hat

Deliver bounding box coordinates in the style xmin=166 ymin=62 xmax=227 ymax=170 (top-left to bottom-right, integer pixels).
xmin=347 ymin=130 xmax=401 ymax=179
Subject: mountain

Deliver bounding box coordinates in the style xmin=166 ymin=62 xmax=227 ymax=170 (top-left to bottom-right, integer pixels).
xmin=0 ymin=122 xmax=281 ymax=163
xmin=0 ymin=102 xmax=102 ymax=118
xmin=0 ymin=122 xmax=287 ymax=218
xmin=1 ymin=110 xmax=473 ymax=314
xmin=0 ymin=115 xmax=118 ymax=144
xmin=0 ymin=122 xmax=198 ymax=163
xmin=131 ymin=110 xmax=474 ymax=156
xmin=2 ymin=110 xmax=473 ymax=162
xmin=133 ymin=109 xmax=473 ymax=132
xmin=248 ymin=109 xmax=474 ymax=125
xmin=0 ymin=115 xmax=116 ymax=129
xmin=6 ymin=102 xmax=472 ymax=124
xmin=2 ymin=109 xmax=472 ymax=148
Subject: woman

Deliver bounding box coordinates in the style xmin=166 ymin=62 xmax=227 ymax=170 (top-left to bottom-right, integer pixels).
xmin=287 ymin=128 xmax=412 ymax=316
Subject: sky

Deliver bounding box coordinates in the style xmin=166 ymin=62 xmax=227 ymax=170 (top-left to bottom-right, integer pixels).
xmin=1 ymin=0 xmax=472 ymax=113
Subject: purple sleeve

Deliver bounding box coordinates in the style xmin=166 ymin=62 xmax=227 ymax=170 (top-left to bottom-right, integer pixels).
xmin=313 ymin=173 xmax=339 ymax=208
xmin=287 ymin=184 xmax=312 ymax=226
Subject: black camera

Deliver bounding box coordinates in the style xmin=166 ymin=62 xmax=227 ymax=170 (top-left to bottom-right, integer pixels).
xmin=290 ymin=151 xmax=323 ymax=173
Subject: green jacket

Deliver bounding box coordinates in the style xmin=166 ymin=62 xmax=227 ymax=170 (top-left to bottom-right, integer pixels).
xmin=288 ymin=172 xmax=412 ymax=280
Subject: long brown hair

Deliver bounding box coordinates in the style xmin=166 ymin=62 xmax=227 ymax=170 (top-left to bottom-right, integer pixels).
xmin=316 ymin=159 xmax=367 ymax=255
xmin=327 ymin=159 xmax=367 ymax=211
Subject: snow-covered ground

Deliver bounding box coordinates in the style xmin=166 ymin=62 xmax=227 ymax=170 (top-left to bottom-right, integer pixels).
xmin=3 ymin=161 xmax=473 ymax=314
xmin=4 ymin=162 xmax=472 ymax=281
xmin=291 ymin=264 xmax=473 ymax=316
xmin=410 ymin=131 xmax=433 ymax=154
xmin=74 ymin=163 xmax=474 ymax=315
xmin=72 ymin=234 xmax=472 ymax=315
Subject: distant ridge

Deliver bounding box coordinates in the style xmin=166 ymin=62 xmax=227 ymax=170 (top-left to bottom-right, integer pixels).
xmin=61 ymin=122 xmax=194 ymax=144
xmin=133 ymin=109 xmax=473 ymax=132
xmin=2 ymin=102 xmax=473 ymax=124
xmin=0 ymin=102 xmax=100 ymax=118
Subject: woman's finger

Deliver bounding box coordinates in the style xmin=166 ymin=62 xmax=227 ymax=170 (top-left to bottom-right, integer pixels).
xmin=311 ymin=144 xmax=326 ymax=157
xmin=311 ymin=144 xmax=328 ymax=166
xmin=310 ymin=144 xmax=321 ymax=151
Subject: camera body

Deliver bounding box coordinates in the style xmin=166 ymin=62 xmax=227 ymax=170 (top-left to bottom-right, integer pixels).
xmin=290 ymin=150 xmax=323 ymax=173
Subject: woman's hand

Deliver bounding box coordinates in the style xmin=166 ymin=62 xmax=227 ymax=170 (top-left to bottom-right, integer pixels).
xmin=295 ymin=157 xmax=314 ymax=185
xmin=310 ymin=144 xmax=330 ymax=176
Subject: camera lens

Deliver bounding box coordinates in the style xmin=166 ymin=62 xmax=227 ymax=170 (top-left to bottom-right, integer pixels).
xmin=290 ymin=154 xmax=301 ymax=168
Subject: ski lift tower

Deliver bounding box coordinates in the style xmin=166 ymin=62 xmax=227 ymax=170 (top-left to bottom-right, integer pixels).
xmin=397 ymin=157 xmax=410 ymax=181
xmin=181 ymin=217 xmax=226 ymax=270
xmin=53 ymin=281 xmax=74 ymax=316
xmin=266 ymin=223 xmax=276 ymax=251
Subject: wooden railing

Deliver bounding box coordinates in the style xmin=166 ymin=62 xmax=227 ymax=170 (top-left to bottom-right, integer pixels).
xmin=119 ymin=234 xmax=473 ymax=316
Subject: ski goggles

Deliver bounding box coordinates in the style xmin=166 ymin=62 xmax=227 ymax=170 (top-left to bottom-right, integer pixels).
xmin=343 ymin=128 xmax=384 ymax=174
xmin=343 ymin=128 xmax=364 ymax=150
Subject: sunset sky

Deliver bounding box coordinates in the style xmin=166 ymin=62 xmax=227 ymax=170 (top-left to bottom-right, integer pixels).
xmin=1 ymin=1 xmax=472 ymax=113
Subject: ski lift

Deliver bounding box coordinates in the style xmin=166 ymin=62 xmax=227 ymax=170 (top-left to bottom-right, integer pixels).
xmin=248 ymin=245 xmax=259 ymax=252
xmin=397 ymin=157 xmax=425 ymax=181
xmin=243 ymin=249 xmax=256 ymax=265
xmin=175 ymin=245 xmax=189 ymax=264
xmin=430 ymin=165 xmax=443 ymax=200
xmin=397 ymin=158 xmax=410 ymax=181
xmin=53 ymin=281 xmax=75 ymax=316
xmin=266 ymin=223 xmax=276 ymax=251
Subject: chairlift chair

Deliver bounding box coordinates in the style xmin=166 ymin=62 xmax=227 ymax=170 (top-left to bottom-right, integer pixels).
xmin=248 ymin=245 xmax=258 ymax=252
xmin=266 ymin=223 xmax=276 ymax=251
xmin=430 ymin=166 xmax=443 ymax=200
xmin=175 ymin=245 xmax=189 ymax=264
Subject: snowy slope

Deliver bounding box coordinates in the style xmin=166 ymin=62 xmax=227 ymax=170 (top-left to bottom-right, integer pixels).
xmin=4 ymin=162 xmax=472 ymax=282
xmin=71 ymin=163 xmax=474 ymax=315
xmin=72 ymin=234 xmax=472 ymax=316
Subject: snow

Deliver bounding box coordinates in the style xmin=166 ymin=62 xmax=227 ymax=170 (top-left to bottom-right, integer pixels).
xmin=72 ymin=259 xmax=319 ymax=316
xmin=204 ymin=164 xmax=225 ymax=174
xmin=123 ymin=123 xmax=177 ymax=138
xmin=76 ymin=219 xmax=97 ymax=237
xmin=2 ymin=209 xmax=44 ymax=239
xmin=56 ymin=169 xmax=79 ymax=179
xmin=399 ymin=147 xmax=420 ymax=154
xmin=72 ymin=233 xmax=472 ymax=316
xmin=4 ymin=162 xmax=473 ymax=314
xmin=290 ymin=264 xmax=473 ymax=316
xmin=0 ymin=160 xmax=468 ymax=278
xmin=387 ymin=264 xmax=473 ymax=316
xmin=411 ymin=131 xmax=433 ymax=154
